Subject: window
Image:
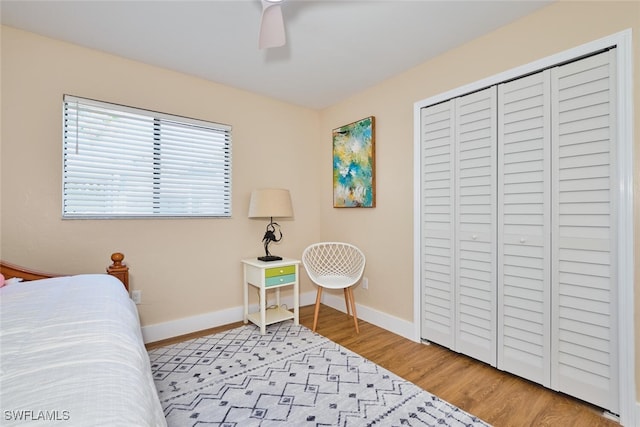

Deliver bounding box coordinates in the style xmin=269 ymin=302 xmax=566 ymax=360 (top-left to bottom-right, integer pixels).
xmin=62 ymin=95 xmax=232 ymax=218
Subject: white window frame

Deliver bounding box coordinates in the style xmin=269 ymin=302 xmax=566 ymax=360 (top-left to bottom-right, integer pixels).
xmin=62 ymin=95 xmax=232 ymax=219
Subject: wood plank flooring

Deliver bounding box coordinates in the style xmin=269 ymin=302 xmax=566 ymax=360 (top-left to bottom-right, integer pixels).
xmin=146 ymin=304 xmax=620 ymax=427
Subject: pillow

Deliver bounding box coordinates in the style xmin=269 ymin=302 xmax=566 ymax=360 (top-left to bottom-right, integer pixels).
xmin=0 ymin=274 xmax=23 ymax=287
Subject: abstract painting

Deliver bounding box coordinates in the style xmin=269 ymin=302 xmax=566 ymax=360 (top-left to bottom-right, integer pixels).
xmin=332 ymin=116 xmax=376 ymax=208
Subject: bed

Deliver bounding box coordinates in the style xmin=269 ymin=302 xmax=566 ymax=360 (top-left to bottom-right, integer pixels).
xmin=0 ymin=253 xmax=166 ymax=426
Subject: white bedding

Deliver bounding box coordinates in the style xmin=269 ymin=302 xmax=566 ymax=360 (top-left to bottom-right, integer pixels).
xmin=0 ymin=274 xmax=166 ymax=426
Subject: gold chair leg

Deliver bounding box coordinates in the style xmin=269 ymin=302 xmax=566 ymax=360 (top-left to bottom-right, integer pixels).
xmin=347 ymin=287 xmax=359 ymax=334
xmin=343 ymin=288 xmax=351 ymax=316
xmin=313 ymin=287 xmax=323 ymax=332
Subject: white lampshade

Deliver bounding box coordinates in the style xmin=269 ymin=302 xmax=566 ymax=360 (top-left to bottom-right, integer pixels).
xmin=248 ymin=188 xmax=293 ymax=219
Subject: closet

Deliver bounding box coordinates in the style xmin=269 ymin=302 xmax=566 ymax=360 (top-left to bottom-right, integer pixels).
xmin=419 ymin=49 xmax=618 ymax=414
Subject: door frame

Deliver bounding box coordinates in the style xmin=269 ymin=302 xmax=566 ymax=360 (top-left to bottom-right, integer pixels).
xmin=413 ymin=29 xmax=634 ymax=425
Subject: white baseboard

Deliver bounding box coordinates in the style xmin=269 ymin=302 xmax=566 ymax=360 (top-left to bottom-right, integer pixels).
xmin=142 ymin=291 xmax=317 ymax=344
xmin=142 ymin=291 xmax=415 ymax=343
xmin=142 ymin=289 xmax=417 ymax=344
xmin=320 ymin=291 xmax=417 ymax=342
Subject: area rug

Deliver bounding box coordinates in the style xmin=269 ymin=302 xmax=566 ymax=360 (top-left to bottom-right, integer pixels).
xmin=148 ymin=322 xmax=490 ymax=426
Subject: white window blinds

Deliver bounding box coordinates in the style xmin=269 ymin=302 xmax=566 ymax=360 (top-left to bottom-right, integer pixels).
xmin=62 ymin=95 xmax=232 ymax=218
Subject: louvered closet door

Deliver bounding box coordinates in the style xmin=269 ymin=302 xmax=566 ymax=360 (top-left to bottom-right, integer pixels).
xmin=454 ymin=88 xmax=497 ymax=366
xmin=497 ymin=71 xmax=551 ymax=387
xmin=420 ymin=100 xmax=456 ymax=348
xmin=551 ymin=49 xmax=618 ymax=413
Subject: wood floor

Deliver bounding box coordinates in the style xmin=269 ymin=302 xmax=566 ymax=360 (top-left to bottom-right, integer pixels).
xmin=147 ymin=304 xmax=620 ymax=427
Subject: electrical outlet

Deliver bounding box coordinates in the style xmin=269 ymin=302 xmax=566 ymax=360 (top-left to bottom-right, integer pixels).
xmin=362 ymin=277 xmax=368 ymax=290
xmin=131 ymin=290 xmax=142 ymax=304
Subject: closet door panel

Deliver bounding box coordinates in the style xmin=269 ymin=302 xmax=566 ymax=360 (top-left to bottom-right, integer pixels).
xmin=454 ymin=87 xmax=497 ymax=366
xmin=551 ymin=49 xmax=618 ymax=413
xmin=497 ymin=71 xmax=551 ymax=386
xmin=419 ymin=47 xmax=620 ymax=417
xmin=420 ymin=101 xmax=456 ymax=348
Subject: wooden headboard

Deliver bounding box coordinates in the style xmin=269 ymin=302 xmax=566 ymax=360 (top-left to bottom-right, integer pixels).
xmin=0 ymin=252 xmax=130 ymax=291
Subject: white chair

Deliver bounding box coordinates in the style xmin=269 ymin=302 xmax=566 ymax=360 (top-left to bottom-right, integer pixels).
xmin=301 ymin=242 xmax=366 ymax=333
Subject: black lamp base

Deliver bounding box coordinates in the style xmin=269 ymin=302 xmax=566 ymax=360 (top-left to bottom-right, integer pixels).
xmin=258 ymin=255 xmax=283 ymax=262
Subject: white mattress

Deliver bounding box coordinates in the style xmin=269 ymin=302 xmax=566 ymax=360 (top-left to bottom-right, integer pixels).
xmin=0 ymin=274 xmax=167 ymax=426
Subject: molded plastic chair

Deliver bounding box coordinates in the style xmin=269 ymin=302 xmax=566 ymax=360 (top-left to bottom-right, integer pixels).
xmin=302 ymin=242 xmax=366 ymax=333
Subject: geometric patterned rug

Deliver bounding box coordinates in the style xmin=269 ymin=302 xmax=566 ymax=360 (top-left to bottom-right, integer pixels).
xmin=148 ymin=322 xmax=491 ymax=427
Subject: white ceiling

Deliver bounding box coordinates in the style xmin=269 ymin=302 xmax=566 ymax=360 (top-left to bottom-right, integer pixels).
xmin=1 ymin=0 xmax=552 ymax=109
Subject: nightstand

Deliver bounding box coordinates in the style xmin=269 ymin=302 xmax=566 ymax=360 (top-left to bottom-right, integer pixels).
xmin=242 ymin=257 xmax=300 ymax=334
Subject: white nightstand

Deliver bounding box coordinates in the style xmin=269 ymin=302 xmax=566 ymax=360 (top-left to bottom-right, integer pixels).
xmin=241 ymin=257 xmax=300 ymax=334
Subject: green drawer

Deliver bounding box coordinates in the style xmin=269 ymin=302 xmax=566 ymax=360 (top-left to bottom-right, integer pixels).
xmin=265 ymin=273 xmax=296 ymax=287
xmin=265 ymin=265 xmax=296 ymax=278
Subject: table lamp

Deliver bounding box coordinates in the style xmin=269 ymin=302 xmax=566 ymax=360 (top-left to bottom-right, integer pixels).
xmin=248 ymin=188 xmax=293 ymax=261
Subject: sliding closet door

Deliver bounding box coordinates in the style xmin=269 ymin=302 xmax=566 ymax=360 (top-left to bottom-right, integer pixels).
xmin=454 ymin=88 xmax=497 ymax=366
xmin=497 ymin=71 xmax=551 ymax=386
xmin=550 ymin=49 xmax=618 ymax=413
xmin=420 ymin=100 xmax=456 ymax=348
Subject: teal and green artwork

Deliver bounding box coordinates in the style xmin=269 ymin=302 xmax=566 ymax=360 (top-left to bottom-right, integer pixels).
xmin=332 ymin=116 xmax=375 ymax=208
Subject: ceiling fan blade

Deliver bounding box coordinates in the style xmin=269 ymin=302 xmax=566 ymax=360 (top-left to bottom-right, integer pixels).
xmin=259 ymin=0 xmax=286 ymax=49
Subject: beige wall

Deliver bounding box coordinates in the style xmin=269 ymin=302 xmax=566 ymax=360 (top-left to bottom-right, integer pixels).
xmin=319 ymin=0 xmax=639 ymax=398
xmin=0 ymin=26 xmax=323 ymax=325
xmin=1 ymin=0 xmax=639 ymax=400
